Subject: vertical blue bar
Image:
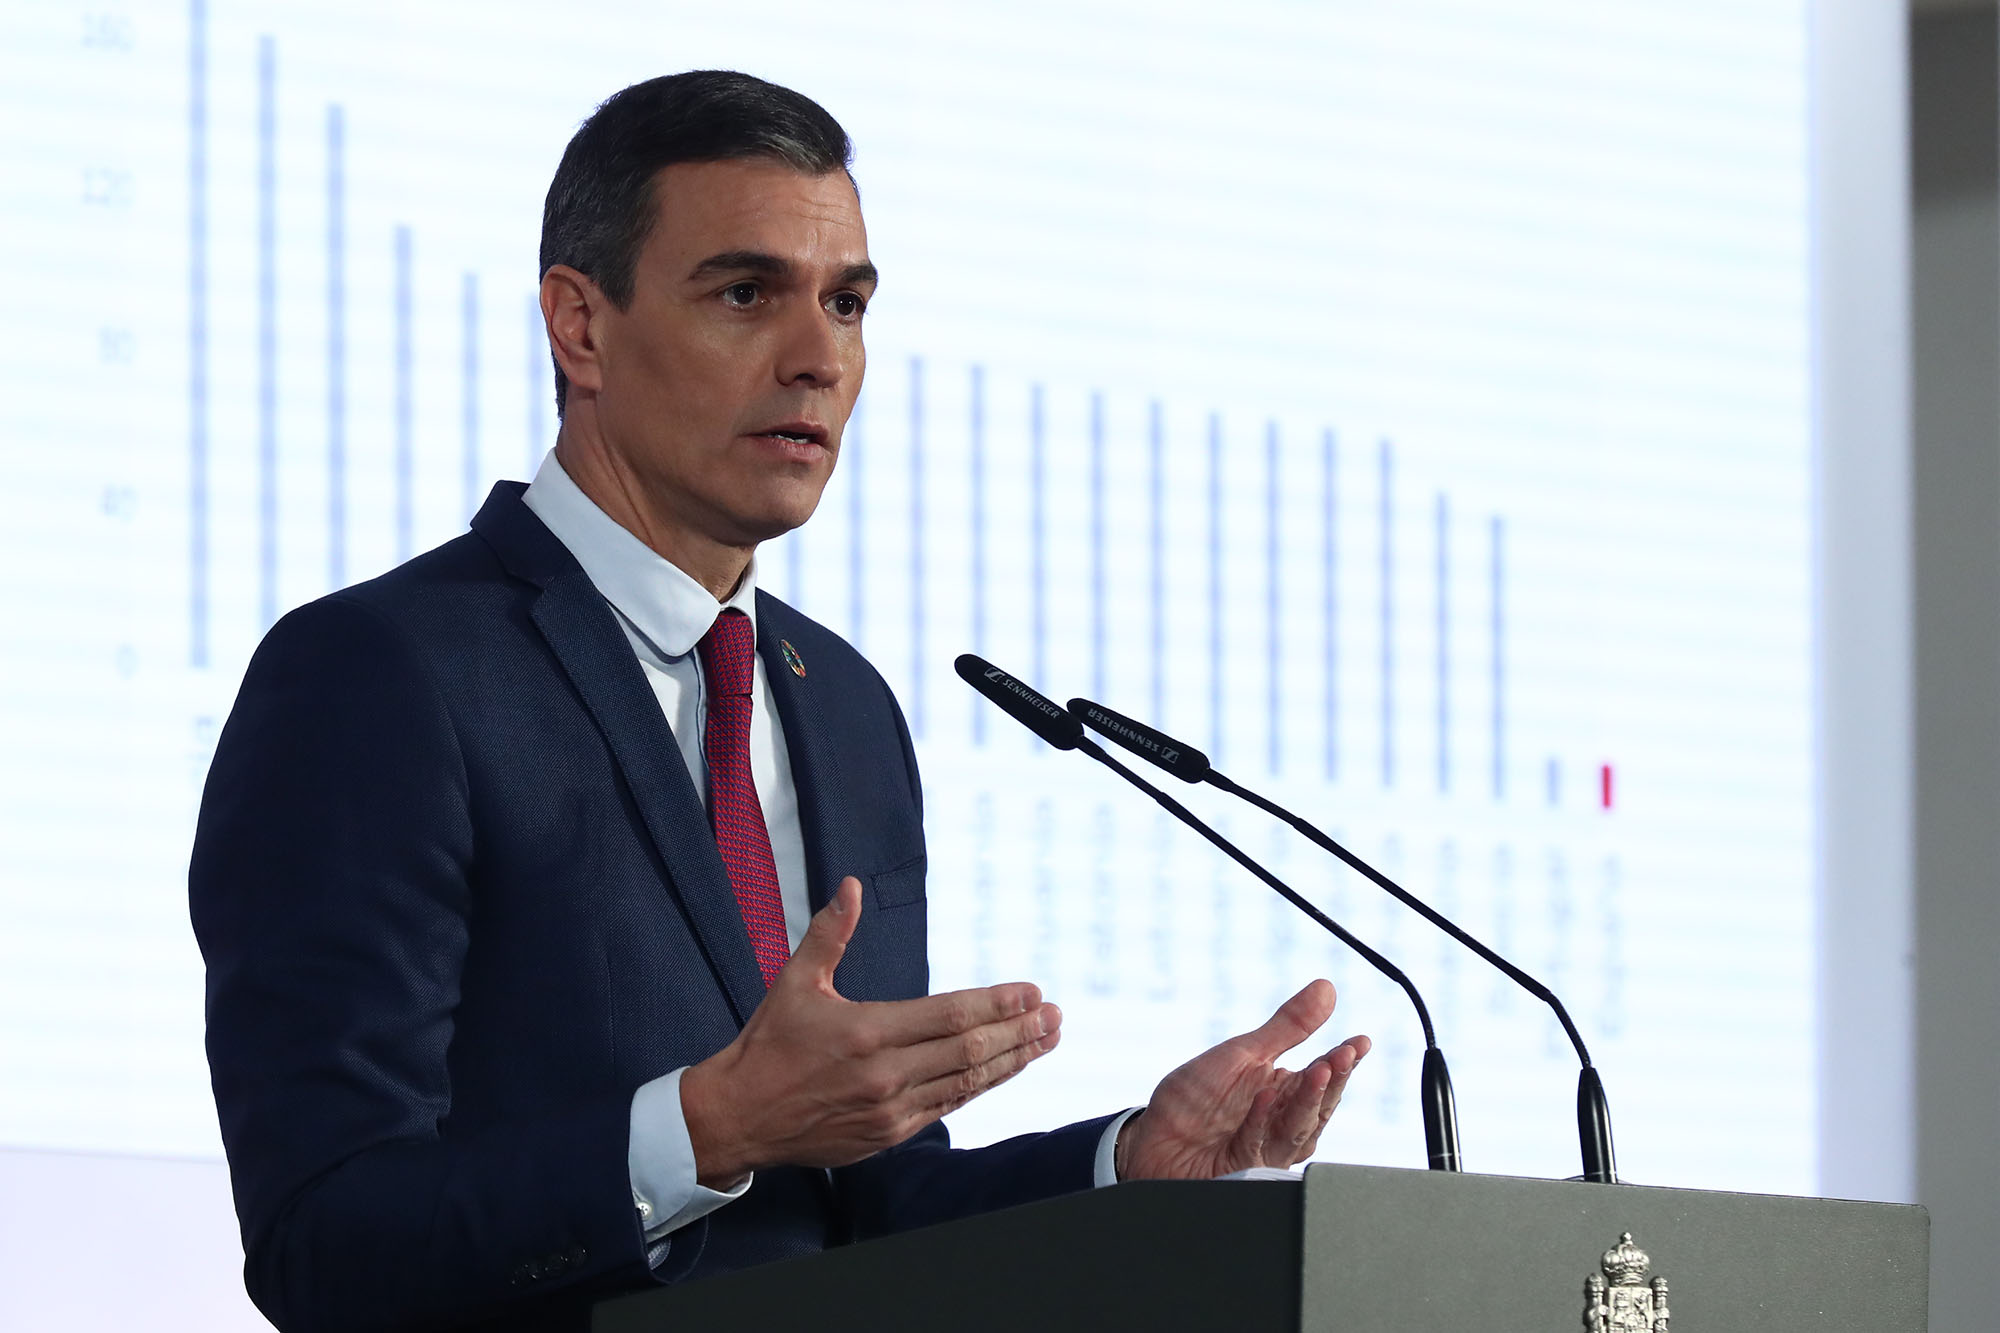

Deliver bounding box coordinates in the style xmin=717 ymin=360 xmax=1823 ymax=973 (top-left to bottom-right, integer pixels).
xmin=326 ymin=105 xmax=346 ymax=590
xmin=970 ymin=366 xmax=987 ymax=744
xmin=1491 ymin=516 xmax=1505 ymax=799
xmin=256 ymin=37 xmax=278 ymax=632
xmin=1208 ymin=413 xmax=1224 ymax=764
xmin=1322 ymin=429 xmax=1338 ymax=782
xmin=1265 ymin=421 xmax=1281 ymax=776
xmin=1379 ymin=438 xmax=1394 ymax=787
xmin=908 ymin=356 xmax=926 ymax=737
xmin=1148 ymin=400 xmax=1165 ymax=725
xmin=784 ymin=530 xmax=802 ymax=607
xmin=394 ymin=227 xmax=414 ymax=562
xmin=1546 ymin=756 xmax=1560 ymax=807
xmin=524 ymin=294 xmax=545 ymax=474
xmin=1436 ymin=491 xmax=1450 ymax=794
xmin=461 ymin=274 xmax=479 ymax=521
xmin=1030 ymin=382 xmax=1047 ymax=690
xmin=188 ymin=0 xmax=209 ymax=667
xmin=1090 ymin=392 xmax=1106 ymax=703
xmin=847 ymin=395 xmax=864 ymax=649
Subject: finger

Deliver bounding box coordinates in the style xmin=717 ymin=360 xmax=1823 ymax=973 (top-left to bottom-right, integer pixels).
xmin=897 ymin=1002 xmax=1061 ymax=1087
xmin=783 ymin=876 xmax=864 ymax=989
xmin=1267 ymin=1062 xmax=1335 ymax=1164
xmin=1225 ymin=1086 xmax=1283 ymax=1170
xmin=911 ymin=1018 xmax=1062 ymax=1114
xmin=1319 ymin=1036 xmax=1366 ymax=1080
xmin=869 ymin=981 xmax=1046 ymax=1046
xmin=1232 ymin=979 xmax=1336 ymax=1062
xmin=1293 ymin=1040 xmax=1368 ymax=1160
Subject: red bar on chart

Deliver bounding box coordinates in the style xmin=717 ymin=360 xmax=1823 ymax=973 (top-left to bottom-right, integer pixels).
xmin=1600 ymin=763 xmax=1614 ymax=810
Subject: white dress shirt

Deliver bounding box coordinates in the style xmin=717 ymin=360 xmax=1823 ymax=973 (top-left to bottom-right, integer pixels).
xmin=521 ymin=451 xmax=1134 ymax=1250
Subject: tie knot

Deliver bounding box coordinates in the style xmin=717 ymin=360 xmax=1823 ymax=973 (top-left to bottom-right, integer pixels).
xmin=697 ymin=609 xmax=756 ymax=697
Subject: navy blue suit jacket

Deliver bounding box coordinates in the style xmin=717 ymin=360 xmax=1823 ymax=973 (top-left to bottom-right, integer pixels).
xmin=190 ymin=484 xmax=1111 ymax=1332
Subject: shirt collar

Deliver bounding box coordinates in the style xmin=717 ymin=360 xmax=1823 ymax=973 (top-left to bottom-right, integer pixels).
xmin=521 ymin=449 xmax=758 ymax=661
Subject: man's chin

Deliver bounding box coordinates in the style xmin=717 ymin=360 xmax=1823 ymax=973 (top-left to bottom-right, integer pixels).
xmin=731 ymin=498 xmax=827 ymax=548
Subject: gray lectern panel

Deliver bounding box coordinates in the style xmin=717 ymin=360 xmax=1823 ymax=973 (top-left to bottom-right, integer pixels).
xmin=1301 ymin=1164 xmax=1928 ymax=1333
xmin=594 ymin=1180 xmax=1302 ymax=1333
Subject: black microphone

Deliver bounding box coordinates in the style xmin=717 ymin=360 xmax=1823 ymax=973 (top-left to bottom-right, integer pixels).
xmin=1069 ymin=695 xmax=1619 ymax=1185
xmin=955 ymin=654 xmax=1463 ymax=1173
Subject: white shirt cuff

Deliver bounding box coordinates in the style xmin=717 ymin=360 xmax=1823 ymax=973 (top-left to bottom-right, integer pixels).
xmin=629 ymin=1067 xmax=752 ymax=1241
xmin=1093 ymin=1107 xmax=1145 ymax=1187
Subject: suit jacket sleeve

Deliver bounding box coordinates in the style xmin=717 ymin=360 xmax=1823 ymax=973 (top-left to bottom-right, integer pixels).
xmin=190 ymin=596 xmax=649 ymax=1332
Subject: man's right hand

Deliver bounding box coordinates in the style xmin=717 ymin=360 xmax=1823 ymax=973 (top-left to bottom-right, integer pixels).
xmin=678 ymin=876 xmax=1061 ymax=1189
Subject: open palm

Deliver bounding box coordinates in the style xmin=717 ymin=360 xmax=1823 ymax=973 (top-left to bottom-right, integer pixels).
xmin=1118 ymin=980 xmax=1370 ymax=1180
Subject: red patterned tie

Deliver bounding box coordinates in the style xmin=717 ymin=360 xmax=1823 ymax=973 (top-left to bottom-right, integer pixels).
xmin=696 ymin=609 xmax=790 ymax=986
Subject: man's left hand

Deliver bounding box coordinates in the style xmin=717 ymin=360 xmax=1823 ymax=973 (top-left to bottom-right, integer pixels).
xmin=1116 ymin=979 xmax=1370 ymax=1180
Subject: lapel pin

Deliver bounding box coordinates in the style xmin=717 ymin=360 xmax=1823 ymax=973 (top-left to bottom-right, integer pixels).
xmin=780 ymin=639 xmax=806 ymax=678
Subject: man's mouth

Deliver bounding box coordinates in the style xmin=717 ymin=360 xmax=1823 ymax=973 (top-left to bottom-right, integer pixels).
xmin=750 ymin=423 xmax=829 ymax=448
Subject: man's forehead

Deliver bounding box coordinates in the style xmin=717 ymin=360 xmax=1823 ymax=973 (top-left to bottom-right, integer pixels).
xmin=647 ymin=159 xmax=867 ymax=267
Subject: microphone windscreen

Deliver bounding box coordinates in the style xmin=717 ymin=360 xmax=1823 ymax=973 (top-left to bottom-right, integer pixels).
xmin=1068 ymin=697 xmax=1210 ymax=782
xmin=954 ymin=655 xmax=1083 ymax=750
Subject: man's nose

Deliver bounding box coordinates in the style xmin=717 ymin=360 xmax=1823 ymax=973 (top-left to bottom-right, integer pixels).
xmin=775 ymin=303 xmax=845 ymax=388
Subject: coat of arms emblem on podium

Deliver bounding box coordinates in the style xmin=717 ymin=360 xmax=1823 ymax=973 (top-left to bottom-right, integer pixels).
xmin=1582 ymin=1232 xmax=1672 ymax=1332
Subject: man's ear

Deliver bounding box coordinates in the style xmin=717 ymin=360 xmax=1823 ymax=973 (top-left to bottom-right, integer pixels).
xmin=541 ymin=264 xmax=606 ymax=400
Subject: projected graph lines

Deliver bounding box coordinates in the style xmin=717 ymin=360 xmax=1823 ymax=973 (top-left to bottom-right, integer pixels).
xmin=1207 ymin=413 xmax=1224 ymax=764
xmin=908 ymin=356 xmax=926 ymax=737
xmin=968 ymin=367 xmax=988 ymax=742
xmin=171 ymin=7 xmax=1550 ymax=810
xmin=327 ymin=105 xmax=347 ymax=589
xmin=393 ymin=225 xmax=413 ymax=562
xmin=1492 ymin=516 xmax=1505 ymax=800
xmin=187 ymin=0 xmax=209 ymax=669
xmin=1029 ymin=383 xmax=1048 ymax=691
xmin=1265 ymin=420 xmax=1281 ymax=776
xmin=256 ymin=36 xmax=278 ymax=633
xmin=1090 ymin=393 xmax=1107 ymax=705
xmin=1436 ymin=491 xmax=1449 ymax=794
xmin=1148 ymin=400 xmax=1165 ymax=726
xmin=184 ymin=6 xmax=563 ymax=647
xmin=847 ymin=397 xmax=865 ymax=651
xmin=525 ymin=295 xmax=546 ymax=477
xmin=461 ymin=275 xmax=479 ymax=522
xmin=1323 ymin=430 xmax=1338 ymax=782
xmin=1380 ymin=438 xmax=1394 ymax=787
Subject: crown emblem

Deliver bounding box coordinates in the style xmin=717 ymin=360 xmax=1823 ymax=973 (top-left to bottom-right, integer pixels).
xmin=1601 ymin=1232 xmax=1651 ymax=1285
xmin=1582 ymin=1232 xmax=1672 ymax=1332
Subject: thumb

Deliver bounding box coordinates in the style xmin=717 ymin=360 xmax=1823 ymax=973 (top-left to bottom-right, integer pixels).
xmin=1237 ymin=979 xmax=1336 ymax=1061
xmin=786 ymin=875 xmax=863 ymax=989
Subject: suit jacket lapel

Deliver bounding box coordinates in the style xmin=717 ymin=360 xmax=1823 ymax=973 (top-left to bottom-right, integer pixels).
xmin=757 ymin=593 xmax=850 ymax=915
xmin=473 ymin=485 xmax=769 ymax=1026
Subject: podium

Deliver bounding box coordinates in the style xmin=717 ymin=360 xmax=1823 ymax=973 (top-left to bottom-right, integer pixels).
xmin=591 ymin=1164 xmax=1928 ymax=1331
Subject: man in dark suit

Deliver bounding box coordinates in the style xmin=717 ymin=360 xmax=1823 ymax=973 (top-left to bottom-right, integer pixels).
xmin=190 ymin=71 xmax=1370 ymax=1332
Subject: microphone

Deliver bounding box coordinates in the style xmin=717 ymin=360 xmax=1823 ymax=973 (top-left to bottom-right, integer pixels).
xmin=1068 ymin=695 xmax=1619 ymax=1185
xmin=954 ymin=655 xmax=1463 ymax=1173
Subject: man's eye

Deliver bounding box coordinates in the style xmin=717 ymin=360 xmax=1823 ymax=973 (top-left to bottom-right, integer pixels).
xmin=828 ymin=292 xmax=864 ymax=319
xmin=722 ymin=282 xmax=759 ymax=307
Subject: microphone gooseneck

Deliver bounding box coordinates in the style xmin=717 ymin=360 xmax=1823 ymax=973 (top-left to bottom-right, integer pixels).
xmin=1422 ymin=1047 xmax=1462 ymax=1172
xmin=1069 ymin=695 xmax=1619 ymax=1185
xmin=1578 ymin=1066 xmax=1617 ymax=1185
xmin=960 ymin=659 xmax=1462 ymax=1173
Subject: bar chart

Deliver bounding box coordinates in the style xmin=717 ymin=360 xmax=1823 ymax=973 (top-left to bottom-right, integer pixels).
xmin=0 ymin=0 xmax=1814 ymax=1196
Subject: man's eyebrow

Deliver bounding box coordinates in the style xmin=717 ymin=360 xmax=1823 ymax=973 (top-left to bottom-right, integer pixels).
xmin=683 ymin=251 xmax=879 ymax=289
xmin=685 ymin=250 xmax=791 ymax=281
